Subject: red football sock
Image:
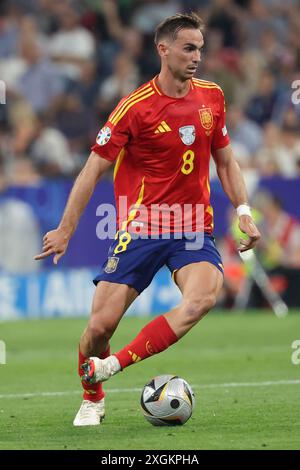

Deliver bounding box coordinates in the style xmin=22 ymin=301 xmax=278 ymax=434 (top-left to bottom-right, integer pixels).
xmin=78 ymin=345 xmax=110 ymax=402
xmin=114 ymin=315 xmax=178 ymax=369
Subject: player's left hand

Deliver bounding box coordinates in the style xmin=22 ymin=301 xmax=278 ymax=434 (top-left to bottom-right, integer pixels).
xmin=238 ymin=215 xmax=261 ymax=252
xmin=34 ymin=228 xmax=70 ymax=264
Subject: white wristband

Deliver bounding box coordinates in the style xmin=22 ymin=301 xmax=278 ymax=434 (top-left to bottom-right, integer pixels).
xmin=236 ymin=204 xmax=251 ymax=217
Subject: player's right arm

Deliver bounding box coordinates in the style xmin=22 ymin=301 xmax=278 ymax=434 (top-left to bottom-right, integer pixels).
xmin=35 ymin=87 xmax=138 ymax=264
xmin=35 ymin=152 xmax=112 ymax=264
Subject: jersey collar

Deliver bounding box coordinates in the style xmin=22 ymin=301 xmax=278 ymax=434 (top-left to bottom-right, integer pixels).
xmin=151 ymin=75 xmax=194 ymax=98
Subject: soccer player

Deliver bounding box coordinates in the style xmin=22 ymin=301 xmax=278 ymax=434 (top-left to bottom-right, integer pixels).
xmin=35 ymin=13 xmax=261 ymax=426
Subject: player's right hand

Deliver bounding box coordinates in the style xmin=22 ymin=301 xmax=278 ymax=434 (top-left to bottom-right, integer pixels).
xmin=34 ymin=228 xmax=70 ymax=265
xmin=237 ymin=215 xmax=261 ymax=252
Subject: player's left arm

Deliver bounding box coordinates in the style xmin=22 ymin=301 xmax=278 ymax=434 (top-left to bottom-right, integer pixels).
xmin=212 ymin=143 xmax=261 ymax=252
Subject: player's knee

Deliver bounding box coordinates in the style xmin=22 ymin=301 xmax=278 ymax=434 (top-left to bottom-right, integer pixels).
xmin=183 ymin=294 xmax=216 ymax=323
xmin=87 ymin=319 xmax=114 ymax=342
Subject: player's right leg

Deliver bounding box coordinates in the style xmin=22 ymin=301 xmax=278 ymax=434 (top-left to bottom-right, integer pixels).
xmin=73 ymin=281 xmax=138 ymax=426
xmin=78 ymin=235 xmax=170 ymax=406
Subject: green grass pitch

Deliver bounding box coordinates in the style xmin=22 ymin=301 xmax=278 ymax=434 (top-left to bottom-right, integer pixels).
xmin=0 ymin=311 xmax=300 ymax=450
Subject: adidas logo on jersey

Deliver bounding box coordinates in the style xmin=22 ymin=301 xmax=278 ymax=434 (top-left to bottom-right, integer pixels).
xmin=154 ymin=121 xmax=172 ymax=133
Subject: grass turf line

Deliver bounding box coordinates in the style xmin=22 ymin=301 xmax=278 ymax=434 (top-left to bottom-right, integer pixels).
xmin=0 ymin=311 xmax=300 ymax=450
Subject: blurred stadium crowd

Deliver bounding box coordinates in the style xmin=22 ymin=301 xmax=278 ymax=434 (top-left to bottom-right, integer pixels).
xmin=0 ymin=0 xmax=300 ymax=184
xmin=0 ymin=0 xmax=300 ymax=310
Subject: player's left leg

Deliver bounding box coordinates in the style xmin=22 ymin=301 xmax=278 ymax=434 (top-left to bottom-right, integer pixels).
xmin=113 ymin=262 xmax=223 ymax=367
xmin=86 ymin=261 xmax=222 ymax=382
xmin=73 ymin=282 xmax=138 ymax=426
xmin=164 ymin=261 xmax=223 ymax=338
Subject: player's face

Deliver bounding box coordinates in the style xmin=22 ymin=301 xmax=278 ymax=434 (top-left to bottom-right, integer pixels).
xmin=164 ymin=28 xmax=204 ymax=81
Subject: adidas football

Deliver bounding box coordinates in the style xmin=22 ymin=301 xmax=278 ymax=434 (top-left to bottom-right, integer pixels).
xmin=140 ymin=374 xmax=195 ymax=426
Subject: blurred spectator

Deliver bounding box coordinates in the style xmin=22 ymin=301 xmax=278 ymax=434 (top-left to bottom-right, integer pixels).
xmin=0 ymin=155 xmax=7 ymax=192
xmin=66 ymin=59 xmax=100 ymax=109
xmin=255 ymin=122 xmax=300 ymax=177
xmin=0 ymin=2 xmax=20 ymax=58
xmin=19 ymin=14 xmax=48 ymax=48
xmin=15 ymin=36 xmax=65 ymax=113
xmin=243 ymin=0 xmax=287 ymax=48
xmin=6 ymin=158 xmax=41 ymax=186
xmin=48 ymin=1 xmax=96 ymax=79
xmin=207 ymin=0 xmax=242 ymax=48
xmin=247 ymin=190 xmax=300 ymax=307
xmin=198 ymin=28 xmax=241 ymax=104
xmin=98 ymin=52 xmax=140 ymax=118
xmin=131 ymin=0 xmax=181 ymax=35
xmin=54 ymin=92 xmax=97 ymax=165
xmin=227 ymin=104 xmax=263 ymax=155
xmin=258 ymin=27 xmax=288 ymax=74
xmin=121 ymin=27 xmax=153 ymax=82
xmin=0 ymin=46 xmax=26 ymax=93
xmin=254 ymin=191 xmax=300 ymax=269
xmin=245 ymin=69 xmax=279 ymax=125
xmin=254 ymin=123 xmax=284 ymax=176
xmin=0 ymin=13 xmax=49 ymax=91
xmin=9 ymin=99 xmax=37 ymax=158
xmin=231 ymin=142 xmax=259 ymax=196
xmin=0 ymin=197 xmax=41 ymax=273
xmin=29 ymin=113 xmax=75 ymax=178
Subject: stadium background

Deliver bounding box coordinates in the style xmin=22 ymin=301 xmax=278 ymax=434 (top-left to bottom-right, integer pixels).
xmin=1 ymin=0 xmax=300 ymax=319
xmin=0 ymin=0 xmax=300 ymax=452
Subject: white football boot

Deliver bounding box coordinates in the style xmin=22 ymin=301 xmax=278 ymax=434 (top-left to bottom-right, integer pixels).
xmin=81 ymin=356 xmax=121 ymax=384
xmin=73 ymin=398 xmax=105 ymax=426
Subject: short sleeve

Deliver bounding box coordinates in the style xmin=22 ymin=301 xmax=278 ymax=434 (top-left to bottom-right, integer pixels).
xmin=211 ymin=90 xmax=230 ymax=152
xmin=91 ymin=99 xmax=135 ymax=162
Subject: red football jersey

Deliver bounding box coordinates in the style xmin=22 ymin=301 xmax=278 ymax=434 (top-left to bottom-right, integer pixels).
xmin=92 ymin=77 xmax=230 ymax=235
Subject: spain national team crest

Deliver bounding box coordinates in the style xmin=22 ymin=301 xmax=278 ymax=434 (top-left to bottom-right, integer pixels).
xmin=199 ymin=108 xmax=213 ymax=135
xmin=104 ymin=256 xmax=119 ymax=273
xmin=179 ymin=125 xmax=195 ymax=145
xmin=96 ymin=126 xmax=112 ymax=146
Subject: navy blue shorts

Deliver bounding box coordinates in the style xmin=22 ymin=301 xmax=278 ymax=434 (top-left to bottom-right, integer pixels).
xmin=94 ymin=233 xmax=223 ymax=294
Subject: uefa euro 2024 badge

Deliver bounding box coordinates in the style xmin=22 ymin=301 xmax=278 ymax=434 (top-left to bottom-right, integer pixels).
xmin=96 ymin=126 xmax=112 ymax=146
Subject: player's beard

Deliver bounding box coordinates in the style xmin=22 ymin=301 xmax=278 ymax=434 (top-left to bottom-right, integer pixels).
xmin=168 ymin=63 xmax=191 ymax=83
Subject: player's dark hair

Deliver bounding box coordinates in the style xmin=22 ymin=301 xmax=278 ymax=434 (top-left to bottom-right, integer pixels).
xmin=154 ymin=12 xmax=204 ymax=45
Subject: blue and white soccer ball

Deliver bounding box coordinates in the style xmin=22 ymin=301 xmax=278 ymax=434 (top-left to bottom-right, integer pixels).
xmin=140 ymin=375 xmax=195 ymax=426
